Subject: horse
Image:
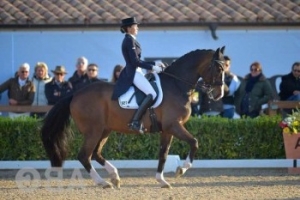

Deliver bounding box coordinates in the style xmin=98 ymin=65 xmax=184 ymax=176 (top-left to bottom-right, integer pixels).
xmin=41 ymin=46 xmax=226 ymax=189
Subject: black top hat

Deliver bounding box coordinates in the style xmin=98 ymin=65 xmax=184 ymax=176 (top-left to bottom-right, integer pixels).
xmin=121 ymin=17 xmax=139 ymax=27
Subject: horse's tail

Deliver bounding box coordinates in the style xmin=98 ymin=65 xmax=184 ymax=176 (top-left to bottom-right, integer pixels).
xmin=41 ymin=94 xmax=74 ymax=167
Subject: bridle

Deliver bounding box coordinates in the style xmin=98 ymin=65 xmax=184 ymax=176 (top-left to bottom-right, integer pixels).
xmin=162 ymin=59 xmax=225 ymax=98
xmin=200 ymin=59 xmax=225 ymax=99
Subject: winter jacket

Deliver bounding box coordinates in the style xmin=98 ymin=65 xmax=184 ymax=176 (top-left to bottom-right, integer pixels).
xmin=235 ymin=73 xmax=273 ymax=115
xmin=0 ymin=77 xmax=35 ymax=105
xmin=31 ymin=75 xmax=52 ymax=106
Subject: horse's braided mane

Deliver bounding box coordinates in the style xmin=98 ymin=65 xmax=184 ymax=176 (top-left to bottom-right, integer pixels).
xmin=166 ymin=49 xmax=212 ymax=70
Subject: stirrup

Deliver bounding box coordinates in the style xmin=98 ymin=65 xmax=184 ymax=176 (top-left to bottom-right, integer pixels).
xmin=128 ymin=121 xmax=145 ymax=134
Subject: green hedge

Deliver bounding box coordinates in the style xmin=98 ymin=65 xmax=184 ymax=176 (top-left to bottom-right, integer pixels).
xmin=0 ymin=115 xmax=284 ymax=160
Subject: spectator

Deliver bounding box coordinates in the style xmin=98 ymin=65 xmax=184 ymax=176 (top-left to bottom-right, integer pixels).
xmin=235 ymin=62 xmax=273 ymax=118
xmin=110 ymin=64 xmax=124 ymax=83
xmin=220 ymin=56 xmax=240 ymax=119
xmin=30 ymin=62 xmax=52 ymax=118
xmin=190 ymin=90 xmax=200 ymax=117
xmin=45 ymin=66 xmax=72 ymax=105
xmin=77 ymin=63 xmax=101 ymax=88
xmin=199 ymin=89 xmax=223 ymax=117
xmin=0 ymin=63 xmax=35 ymax=118
xmin=68 ymin=56 xmax=89 ymax=91
xmin=279 ymin=62 xmax=300 ymax=101
xmin=86 ymin=63 xmax=100 ymax=82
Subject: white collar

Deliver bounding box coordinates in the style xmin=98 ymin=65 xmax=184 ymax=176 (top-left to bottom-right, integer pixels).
xmin=18 ymin=77 xmax=26 ymax=86
xmin=128 ymin=33 xmax=136 ymax=40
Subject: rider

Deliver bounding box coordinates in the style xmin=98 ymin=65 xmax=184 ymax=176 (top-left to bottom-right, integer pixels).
xmin=111 ymin=17 xmax=164 ymax=133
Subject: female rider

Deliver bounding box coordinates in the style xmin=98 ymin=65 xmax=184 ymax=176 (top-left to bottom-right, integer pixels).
xmin=111 ymin=17 xmax=164 ymax=133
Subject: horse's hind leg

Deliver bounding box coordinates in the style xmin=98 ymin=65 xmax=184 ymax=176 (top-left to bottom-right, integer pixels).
xmin=77 ymin=131 xmax=113 ymax=189
xmin=168 ymin=123 xmax=198 ymax=178
xmin=92 ymin=130 xmax=121 ymax=189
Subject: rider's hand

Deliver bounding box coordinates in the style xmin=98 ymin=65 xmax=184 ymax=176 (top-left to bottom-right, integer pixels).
xmin=155 ymin=61 xmax=166 ymax=69
xmin=152 ymin=65 xmax=163 ymax=73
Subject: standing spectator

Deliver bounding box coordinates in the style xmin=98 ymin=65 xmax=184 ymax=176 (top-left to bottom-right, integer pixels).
xmin=68 ymin=56 xmax=89 ymax=91
xmin=77 ymin=63 xmax=101 ymax=88
xmin=220 ymin=56 xmax=240 ymax=119
xmin=86 ymin=63 xmax=100 ymax=83
xmin=30 ymin=62 xmax=52 ymax=118
xmin=0 ymin=63 xmax=35 ymax=118
xmin=279 ymin=62 xmax=300 ymax=101
xmin=199 ymin=88 xmax=223 ymax=117
xmin=190 ymin=90 xmax=200 ymax=117
xmin=110 ymin=64 xmax=124 ymax=83
xmin=45 ymin=66 xmax=72 ymax=105
xmin=235 ymin=62 xmax=273 ymax=118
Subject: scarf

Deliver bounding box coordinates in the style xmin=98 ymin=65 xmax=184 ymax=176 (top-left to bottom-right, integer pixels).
xmin=245 ymin=74 xmax=261 ymax=93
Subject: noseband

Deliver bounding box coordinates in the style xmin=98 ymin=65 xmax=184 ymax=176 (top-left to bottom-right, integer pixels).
xmin=197 ymin=59 xmax=225 ymax=97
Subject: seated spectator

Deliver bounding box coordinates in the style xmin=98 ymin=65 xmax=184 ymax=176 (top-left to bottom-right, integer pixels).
xmin=30 ymin=62 xmax=52 ymax=118
xmin=45 ymin=66 xmax=72 ymax=105
xmin=220 ymin=56 xmax=240 ymax=119
xmin=235 ymin=62 xmax=273 ymax=118
xmin=279 ymin=62 xmax=300 ymax=101
xmin=0 ymin=63 xmax=35 ymax=118
xmin=68 ymin=56 xmax=89 ymax=91
xmin=110 ymin=64 xmax=124 ymax=83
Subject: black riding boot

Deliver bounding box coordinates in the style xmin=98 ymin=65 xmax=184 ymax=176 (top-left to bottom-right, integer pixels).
xmin=128 ymin=94 xmax=153 ymax=133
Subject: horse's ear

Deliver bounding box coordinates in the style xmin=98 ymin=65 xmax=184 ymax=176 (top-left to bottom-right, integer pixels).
xmin=220 ymin=46 xmax=225 ymax=54
xmin=215 ymin=48 xmax=220 ymax=56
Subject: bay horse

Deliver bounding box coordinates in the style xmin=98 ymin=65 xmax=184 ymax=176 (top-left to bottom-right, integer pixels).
xmin=41 ymin=46 xmax=225 ymax=189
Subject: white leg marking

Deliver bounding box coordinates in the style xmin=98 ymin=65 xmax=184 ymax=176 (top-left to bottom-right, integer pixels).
xmin=89 ymin=166 xmax=106 ymax=185
xmin=104 ymin=161 xmax=118 ymax=174
xmin=181 ymin=155 xmax=192 ymax=174
xmin=155 ymin=172 xmax=169 ymax=186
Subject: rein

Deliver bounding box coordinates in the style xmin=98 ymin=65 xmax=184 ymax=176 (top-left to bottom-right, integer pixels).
xmin=161 ymin=71 xmax=197 ymax=89
xmin=161 ymin=59 xmax=224 ymax=93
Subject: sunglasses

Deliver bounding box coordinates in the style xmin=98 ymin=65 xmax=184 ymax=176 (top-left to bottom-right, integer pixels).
xmin=88 ymin=68 xmax=97 ymax=72
xmin=293 ymin=69 xmax=300 ymax=73
xmin=21 ymin=71 xmax=28 ymax=74
xmin=55 ymin=73 xmax=64 ymax=76
xmin=250 ymin=68 xmax=260 ymax=72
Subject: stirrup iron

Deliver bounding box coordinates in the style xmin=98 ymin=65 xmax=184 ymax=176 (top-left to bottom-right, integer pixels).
xmin=128 ymin=121 xmax=145 ymax=134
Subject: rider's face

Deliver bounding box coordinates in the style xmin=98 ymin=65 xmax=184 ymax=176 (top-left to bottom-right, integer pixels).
xmin=128 ymin=24 xmax=138 ymax=36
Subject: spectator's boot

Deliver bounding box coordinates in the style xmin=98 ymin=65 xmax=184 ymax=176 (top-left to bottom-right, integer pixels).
xmin=128 ymin=94 xmax=153 ymax=134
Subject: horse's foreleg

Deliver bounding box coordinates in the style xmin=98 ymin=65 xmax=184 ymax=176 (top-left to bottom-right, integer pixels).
xmin=156 ymin=133 xmax=173 ymax=188
xmin=175 ymin=152 xmax=195 ymax=178
xmin=92 ymin=134 xmax=121 ymax=189
xmin=170 ymin=123 xmax=198 ymax=178
xmin=78 ymin=134 xmax=113 ymax=189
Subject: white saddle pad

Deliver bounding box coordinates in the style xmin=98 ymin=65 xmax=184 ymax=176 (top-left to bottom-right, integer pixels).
xmin=118 ymin=73 xmax=163 ymax=109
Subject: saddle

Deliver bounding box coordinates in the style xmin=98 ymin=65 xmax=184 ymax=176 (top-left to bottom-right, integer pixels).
xmin=118 ymin=73 xmax=163 ymax=109
xmin=118 ymin=72 xmax=163 ymax=133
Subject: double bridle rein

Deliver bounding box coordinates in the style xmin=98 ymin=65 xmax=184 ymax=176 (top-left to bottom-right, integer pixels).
xmin=162 ymin=59 xmax=225 ymax=98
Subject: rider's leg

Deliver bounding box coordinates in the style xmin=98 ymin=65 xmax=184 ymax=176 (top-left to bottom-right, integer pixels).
xmin=129 ymin=72 xmax=157 ymax=133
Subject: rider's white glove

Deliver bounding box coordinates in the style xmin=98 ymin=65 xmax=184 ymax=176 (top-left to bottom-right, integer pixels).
xmin=155 ymin=61 xmax=166 ymax=69
xmin=152 ymin=65 xmax=162 ymax=73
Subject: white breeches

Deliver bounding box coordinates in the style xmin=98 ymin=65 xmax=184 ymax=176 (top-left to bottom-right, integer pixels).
xmin=133 ymin=71 xmax=157 ymax=100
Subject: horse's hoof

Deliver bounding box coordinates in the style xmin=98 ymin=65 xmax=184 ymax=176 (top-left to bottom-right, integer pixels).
xmin=102 ymin=183 xmax=113 ymax=189
xmin=161 ymin=184 xmax=172 ymax=189
xmin=111 ymin=178 xmax=121 ymax=189
xmin=175 ymin=166 xmax=183 ymax=178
